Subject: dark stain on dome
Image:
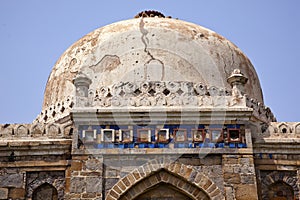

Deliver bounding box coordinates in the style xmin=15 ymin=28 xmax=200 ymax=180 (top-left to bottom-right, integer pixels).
xmin=134 ymin=10 xmax=171 ymax=18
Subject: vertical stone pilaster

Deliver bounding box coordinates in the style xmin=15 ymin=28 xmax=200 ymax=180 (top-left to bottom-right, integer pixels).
xmin=245 ymin=129 xmax=253 ymax=149
xmin=222 ymin=154 xmax=258 ymax=200
xmin=72 ymin=128 xmax=79 ymax=151
xmin=67 ymin=154 xmax=104 ymax=200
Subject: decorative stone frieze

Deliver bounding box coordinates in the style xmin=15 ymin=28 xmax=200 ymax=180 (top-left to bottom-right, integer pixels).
xmin=74 ymin=81 xmax=239 ymax=108
xmin=0 ymin=122 xmax=73 ymax=139
xmin=262 ymin=122 xmax=300 ymax=139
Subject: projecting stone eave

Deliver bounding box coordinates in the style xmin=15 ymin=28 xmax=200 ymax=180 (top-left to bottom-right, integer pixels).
xmin=71 ymin=106 xmax=253 ymax=125
xmin=0 ymin=138 xmax=72 ymax=170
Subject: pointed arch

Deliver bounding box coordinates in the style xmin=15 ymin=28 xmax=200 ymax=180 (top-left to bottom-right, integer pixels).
xmin=26 ymin=171 xmax=65 ymax=199
xmin=105 ymin=159 xmax=224 ymax=200
xmin=46 ymin=123 xmax=61 ymax=138
xmin=278 ymin=123 xmax=289 ymax=133
xmin=260 ymin=171 xmax=299 ymax=200
xmin=62 ymin=121 xmax=75 ymax=137
xmin=32 ymin=182 xmax=58 ymax=200
xmin=31 ymin=124 xmax=45 ymax=137
xmin=268 ymin=181 xmax=294 ymax=200
xmin=294 ymin=123 xmax=300 ymax=134
xmin=16 ymin=125 xmax=28 ymax=137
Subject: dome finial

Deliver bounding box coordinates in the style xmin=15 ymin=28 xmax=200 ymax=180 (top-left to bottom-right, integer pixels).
xmin=134 ymin=10 xmax=171 ymax=18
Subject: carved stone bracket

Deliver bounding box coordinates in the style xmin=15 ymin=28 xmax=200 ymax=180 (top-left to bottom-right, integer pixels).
xmin=246 ymin=96 xmax=276 ymax=123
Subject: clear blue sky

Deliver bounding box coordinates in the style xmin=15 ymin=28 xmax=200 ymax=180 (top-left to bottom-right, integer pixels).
xmin=0 ymin=0 xmax=299 ymax=123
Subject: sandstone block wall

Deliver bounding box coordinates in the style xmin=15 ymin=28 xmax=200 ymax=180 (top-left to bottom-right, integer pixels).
xmin=222 ymin=155 xmax=258 ymax=200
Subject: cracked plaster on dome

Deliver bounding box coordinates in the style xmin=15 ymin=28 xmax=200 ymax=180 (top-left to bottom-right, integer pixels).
xmin=42 ymin=17 xmax=263 ymax=112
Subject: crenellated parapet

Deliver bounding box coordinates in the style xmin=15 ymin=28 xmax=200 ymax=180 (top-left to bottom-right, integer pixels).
xmin=267 ymin=122 xmax=300 ymax=137
xmin=72 ymin=80 xmax=258 ymax=109
xmin=84 ymin=81 xmax=235 ymax=108
xmin=246 ymin=96 xmax=276 ymax=123
xmin=34 ymin=97 xmax=75 ymax=124
xmin=72 ymin=79 xmax=275 ymax=123
xmin=35 ymin=69 xmax=277 ymax=125
xmin=0 ymin=121 xmax=73 ymax=139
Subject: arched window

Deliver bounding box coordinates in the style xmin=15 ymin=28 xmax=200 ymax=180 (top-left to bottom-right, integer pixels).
xmin=269 ymin=181 xmax=294 ymax=200
xmin=32 ymin=183 xmax=58 ymax=200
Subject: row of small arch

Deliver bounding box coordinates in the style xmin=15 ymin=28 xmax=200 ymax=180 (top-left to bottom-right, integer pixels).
xmin=271 ymin=122 xmax=300 ymax=134
xmin=0 ymin=123 xmax=73 ymax=138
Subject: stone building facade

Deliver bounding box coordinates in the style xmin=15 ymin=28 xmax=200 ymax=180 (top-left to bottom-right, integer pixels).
xmin=0 ymin=11 xmax=299 ymax=200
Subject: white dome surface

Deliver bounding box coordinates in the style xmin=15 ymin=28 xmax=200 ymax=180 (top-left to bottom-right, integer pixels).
xmin=43 ymin=17 xmax=263 ymax=110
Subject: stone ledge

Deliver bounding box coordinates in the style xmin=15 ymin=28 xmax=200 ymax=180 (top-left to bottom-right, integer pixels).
xmin=255 ymin=159 xmax=300 ymax=166
xmin=0 ymin=138 xmax=72 ymax=144
xmin=0 ymin=160 xmax=69 ymax=168
xmin=72 ymin=107 xmax=253 ymax=124
xmin=262 ymin=138 xmax=300 ymax=143
xmin=72 ymin=148 xmax=253 ymax=155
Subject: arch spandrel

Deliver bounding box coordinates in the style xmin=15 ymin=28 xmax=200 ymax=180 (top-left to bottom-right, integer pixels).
xmin=105 ymin=160 xmax=224 ymax=200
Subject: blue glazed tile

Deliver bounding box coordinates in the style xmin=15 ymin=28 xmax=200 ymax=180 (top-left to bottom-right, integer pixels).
xmin=177 ymin=143 xmax=186 ymax=148
xmin=158 ymin=143 xmax=165 ymax=148
xmin=226 ymin=124 xmax=240 ymax=129
xmin=217 ymin=143 xmax=225 ymax=148
xmin=208 ymin=143 xmax=215 ymax=148
xmin=198 ymin=143 xmax=203 ymax=148
xmin=238 ymin=143 xmax=247 ymax=148
xmin=229 ymin=143 xmax=236 ymax=148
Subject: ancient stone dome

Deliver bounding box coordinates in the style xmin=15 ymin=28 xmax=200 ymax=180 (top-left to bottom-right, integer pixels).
xmin=42 ymin=15 xmax=263 ymax=112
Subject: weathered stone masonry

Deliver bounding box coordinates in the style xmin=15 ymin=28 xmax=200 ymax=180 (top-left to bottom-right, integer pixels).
xmin=1 ymin=11 xmax=299 ymax=200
